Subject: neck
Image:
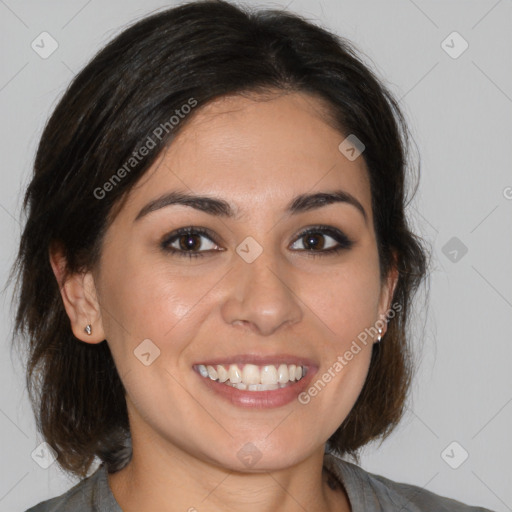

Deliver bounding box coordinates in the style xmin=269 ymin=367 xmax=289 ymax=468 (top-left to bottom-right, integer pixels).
xmin=108 ymin=435 xmax=351 ymax=512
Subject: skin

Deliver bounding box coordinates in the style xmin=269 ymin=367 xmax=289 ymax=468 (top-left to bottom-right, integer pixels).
xmin=51 ymin=91 xmax=398 ymax=512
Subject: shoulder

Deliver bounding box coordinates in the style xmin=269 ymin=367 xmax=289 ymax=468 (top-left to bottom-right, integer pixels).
xmin=365 ymin=468 xmax=494 ymax=512
xmin=324 ymin=452 xmax=496 ymax=512
xmin=24 ymin=464 xmax=110 ymax=512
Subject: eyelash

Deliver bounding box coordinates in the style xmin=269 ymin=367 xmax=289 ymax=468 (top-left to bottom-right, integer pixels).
xmin=161 ymin=225 xmax=354 ymax=259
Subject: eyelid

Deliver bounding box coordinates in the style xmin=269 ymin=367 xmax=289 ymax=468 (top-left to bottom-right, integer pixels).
xmin=289 ymin=225 xmax=354 ymax=253
xmin=160 ymin=224 xmax=354 ymax=258
xmin=160 ymin=226 xmax=220 ymax=251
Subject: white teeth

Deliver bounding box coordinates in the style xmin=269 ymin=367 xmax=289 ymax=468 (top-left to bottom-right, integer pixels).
xmin=261 ymin=365 xmax=278 ymax=385
xmin=197 ymin=362 xmax=306 ymax=390
xmin=216 ymin=365 xmax=229 ymax=382
xmin=228 ymin=364 xmax=242 ymax=384
xmin=206 ymin=365 xmax=218 ymax=380
xmin=242 ymin=364 xmax=260 ymax=385
xmin=231 ymin=382 xmax=281 ymax=391
xmin=277 ymin=364 xmax=289 ymax=383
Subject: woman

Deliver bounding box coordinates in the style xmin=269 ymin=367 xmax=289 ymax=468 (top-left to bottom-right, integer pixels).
xmin=13 ymin=1 xmax=494 ymax=510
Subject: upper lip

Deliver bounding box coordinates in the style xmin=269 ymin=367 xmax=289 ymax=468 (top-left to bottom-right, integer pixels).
xmin=193 ymin=353 xmax=318 ymax=368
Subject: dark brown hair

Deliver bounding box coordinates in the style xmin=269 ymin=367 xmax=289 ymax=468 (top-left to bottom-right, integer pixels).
xmin=11 ymin=0 xmax=428 ymax=478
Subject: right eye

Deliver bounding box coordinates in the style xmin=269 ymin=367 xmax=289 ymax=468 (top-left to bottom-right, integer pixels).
xmin=161 ymin=227 xmax=222 ymax=259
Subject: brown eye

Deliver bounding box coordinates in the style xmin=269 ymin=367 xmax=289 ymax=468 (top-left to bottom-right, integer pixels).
xmin=177 ymin=233 xmax=203 ymax=251
xmin=161 ymin=227 xmax=220 ymax=258
xmin=301 ymin=232 xmax=328 ymax=251
xmin=290 ymin=226 xmax=354 ymax=255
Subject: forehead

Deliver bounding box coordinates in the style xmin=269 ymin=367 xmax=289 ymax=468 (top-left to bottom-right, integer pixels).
xmin=117 ymin=91 xmax=372 ymax=224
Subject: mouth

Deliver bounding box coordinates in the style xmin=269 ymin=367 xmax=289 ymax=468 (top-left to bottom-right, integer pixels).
xmin=194 ymin=362 xmax=308 ymax=391
xmin=192 ymin=356 xmax=317 ymax=408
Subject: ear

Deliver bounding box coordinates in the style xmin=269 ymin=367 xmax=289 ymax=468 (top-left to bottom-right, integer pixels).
xmin=49 ymin=244 xmax=105 ymax=344
xmin=376 ymin=253 xmax=399 ymax=339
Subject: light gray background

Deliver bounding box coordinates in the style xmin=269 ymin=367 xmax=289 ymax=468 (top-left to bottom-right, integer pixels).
xmin=1 ymin=0 xmax=511 ymax=511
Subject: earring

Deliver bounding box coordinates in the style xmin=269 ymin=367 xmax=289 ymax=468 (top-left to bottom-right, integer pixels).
xmin=84 ymin=324 xmax=92 ymax=335
xmin=377 ymin=327 xmax=382 ymax=343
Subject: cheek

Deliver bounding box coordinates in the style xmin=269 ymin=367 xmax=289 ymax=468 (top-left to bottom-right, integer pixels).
xmin=296 ymin=250 xmax=381 ymax=414
xmin=97 ymin=251 xmax=222 ymax=361
xmin=299 ymin=268 xmax=378 ymax=436
xmin=301 ymin=257 xmax=382 ymax=343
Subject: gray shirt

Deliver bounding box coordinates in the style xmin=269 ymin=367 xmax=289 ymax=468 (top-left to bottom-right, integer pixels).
xmin=25 ymin=452 xmax=495 ymax=511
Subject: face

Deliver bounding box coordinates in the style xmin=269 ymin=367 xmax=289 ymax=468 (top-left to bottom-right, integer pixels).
xmin=57 ymin=91 xmax=397 ymax=472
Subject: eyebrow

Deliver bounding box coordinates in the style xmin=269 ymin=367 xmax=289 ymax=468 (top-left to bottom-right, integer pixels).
xmin=134 ymin=189 xmax=367 ymax=224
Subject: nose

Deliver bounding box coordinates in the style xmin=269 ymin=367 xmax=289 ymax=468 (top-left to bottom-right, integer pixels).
xmin=220 ymin=246 xmax=303 ymax=337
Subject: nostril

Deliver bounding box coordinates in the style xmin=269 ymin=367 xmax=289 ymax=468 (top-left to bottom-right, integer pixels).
xmin=231 ymin=319 xmax=249 ymax=327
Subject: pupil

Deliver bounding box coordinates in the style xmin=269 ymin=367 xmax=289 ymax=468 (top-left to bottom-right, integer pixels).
xmin=180 ymin=234 xmax=199 ymax=251
xmin=305 ymin=233 xmax=323 ymax=250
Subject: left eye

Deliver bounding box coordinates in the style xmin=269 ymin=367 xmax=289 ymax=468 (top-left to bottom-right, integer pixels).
xmin=290 ymin=230 xmax=341 ymax=251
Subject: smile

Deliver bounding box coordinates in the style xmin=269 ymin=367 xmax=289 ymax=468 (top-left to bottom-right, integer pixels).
xmin=194 ymin=363 xmax=308 ymax=391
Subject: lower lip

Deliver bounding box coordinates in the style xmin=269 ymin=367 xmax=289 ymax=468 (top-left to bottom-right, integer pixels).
xmin=196 ymin=369 xmax=317 ymax=409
